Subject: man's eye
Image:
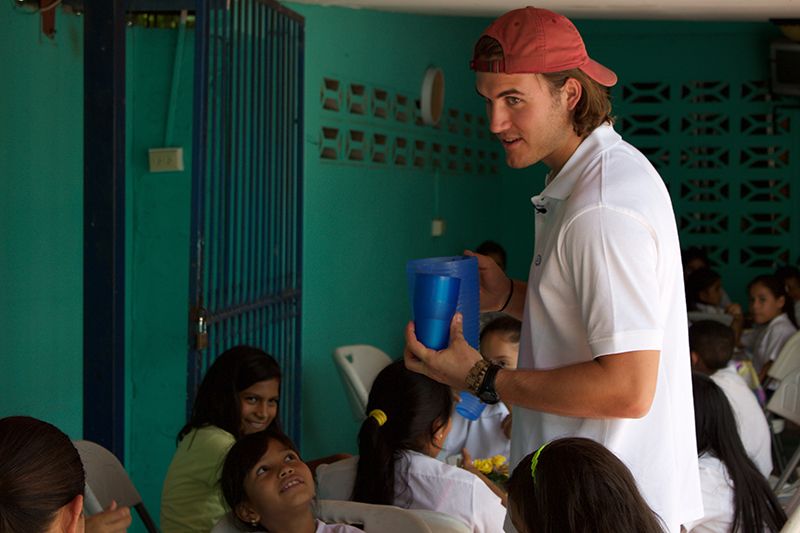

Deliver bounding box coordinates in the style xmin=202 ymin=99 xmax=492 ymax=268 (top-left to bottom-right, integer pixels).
xmin=506 ymin=96 xmax=521 ymax=105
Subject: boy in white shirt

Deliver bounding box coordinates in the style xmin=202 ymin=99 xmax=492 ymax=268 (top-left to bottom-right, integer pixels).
xmin=439 ymin=316 xmax=520 ymax=463
xmin=689 ymin=320 xmax=772 ymax=477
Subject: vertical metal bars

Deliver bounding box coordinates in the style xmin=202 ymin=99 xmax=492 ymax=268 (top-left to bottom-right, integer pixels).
xmin=190 ymin=0 xmax=304 ymax=445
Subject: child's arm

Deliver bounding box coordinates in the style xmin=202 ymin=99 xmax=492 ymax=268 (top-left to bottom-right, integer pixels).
xmin=460 ymin=448 xmax=507 ymax=507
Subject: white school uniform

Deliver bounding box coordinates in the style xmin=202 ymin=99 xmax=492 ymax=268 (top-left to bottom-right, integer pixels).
xmin=742 ymin=313 xmax=797 ymax=372
xmin=315 ymin=520 xmax=363 ymax=532
xmin=682 ymin=454 xmax=734 ymax=533
xmin=438 ymin=403 xmax=511 ymax=462
xmin=711 ymin=365 xmax=772 ymax=477
xmin=512 ymin=124 xmax=702 ymax=532
xmin=316 ymin=451 xmax=505 ymax=533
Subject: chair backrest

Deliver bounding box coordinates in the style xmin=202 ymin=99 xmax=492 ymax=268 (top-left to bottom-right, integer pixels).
xmin=210 ymin=502 xmax=471 ymax=533
xmin=73 ymin=440 xmax=160 ymax=533
xmin=332 ymin=345 xmax=393 ymax=420
xmin=317 ymin=499 xmax=432 ymax=533
xmin=767 ymin=367 xmax=800 ymax=427
xmin=769 ymin=330 xmax=800 ymax=382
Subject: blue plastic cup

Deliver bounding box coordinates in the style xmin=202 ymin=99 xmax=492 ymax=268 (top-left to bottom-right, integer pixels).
xmin=413 ymin=273 xmax=461 ymax=350
xmin=456 ymin=391 xmax=486 ymax=421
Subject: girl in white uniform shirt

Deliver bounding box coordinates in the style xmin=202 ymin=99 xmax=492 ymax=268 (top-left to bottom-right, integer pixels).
xmin=683 ymin=374 xmax=785 ymax=533
xmin=220 ymin=427 xmax=363 ymax=533
xmin=740 ymin=274 xmax=798 ymax=378
xmin=439 ymin=316 xmax=520 ymax=463
xmin=316 ymin=361 xmax=506 ymax=533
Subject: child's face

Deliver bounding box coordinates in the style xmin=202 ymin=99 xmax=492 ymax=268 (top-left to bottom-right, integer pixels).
xmin=698 ymin=279 xmax=723 ymax=306
xmin=238 ymin=378 xmax=280 ymax=435
xmin=237 ymin=440 xmax=314 ymax=528
xmin=749 ymin=282 xmax=785 ymax=325
xmin=480 ymin=332 xmax=519 ymax=369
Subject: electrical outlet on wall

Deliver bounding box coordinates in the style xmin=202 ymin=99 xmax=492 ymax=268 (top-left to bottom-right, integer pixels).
xmin=148 ymin=147 xmax=184 ymax=172
xmin=431 ymin=218 xmax=445 ymax=237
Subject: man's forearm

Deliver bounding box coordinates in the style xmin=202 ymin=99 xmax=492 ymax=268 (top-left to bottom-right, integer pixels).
xmin=493 ymin=350 xmax=660 ymax=419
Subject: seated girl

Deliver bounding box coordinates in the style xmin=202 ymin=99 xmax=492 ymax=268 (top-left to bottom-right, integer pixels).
xmin=316 ymin=361 xmax=506 ymax=533
xmin=684 ymin=373 xmax=786 ymax=533
xmin=220 ymin=428 xmax=362 ymax=533
xmin=0 ymin=415 xmax=133 ymax=533
xmin=439 ymin=316 xmax=520 ymax=462
xmin=740 ymin=274 xmax=798 ymax=378
xmin=506 ymin=437 xmax=664 ymax=533
xmin=0 ymin=416 xmax=86 ymax=533
xmin=161 ymin=345 xmax=282 ymax=532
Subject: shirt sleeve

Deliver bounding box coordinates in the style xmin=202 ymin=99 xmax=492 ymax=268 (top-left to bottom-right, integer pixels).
xmin=560 ymin=205 xmax=664 ymax=357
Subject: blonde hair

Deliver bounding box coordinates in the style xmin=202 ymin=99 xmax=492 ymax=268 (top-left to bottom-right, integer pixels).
xmin=473 ymin=36 xmax=614 ymax=137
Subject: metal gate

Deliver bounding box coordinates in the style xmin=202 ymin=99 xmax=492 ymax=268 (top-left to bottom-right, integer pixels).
xmin=189 ymin=0 xmax=304 ymax=444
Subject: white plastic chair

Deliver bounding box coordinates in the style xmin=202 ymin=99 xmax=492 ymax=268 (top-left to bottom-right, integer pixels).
xmin=768 ymin=330 xmax=800 ymax=383
xmin=767 ymin=368 xmax=800 ymax=493
xmin=74 ymin=440 xmax=160 ymax=533
xmin=211 ymin=501 xmax=469 ymax=533
xmin=332 ymin=345 xmax=393 ymax=420
xmin=782 ymin=494 xmax=800 ymax=532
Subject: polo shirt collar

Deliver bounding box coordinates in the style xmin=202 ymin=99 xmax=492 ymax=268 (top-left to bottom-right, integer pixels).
xmin=539 ymin=123 xmax=621 ymax=201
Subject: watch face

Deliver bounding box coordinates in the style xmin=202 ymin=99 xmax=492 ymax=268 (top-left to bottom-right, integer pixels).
xmin=478 ymin=391 xmax=500 ymax=404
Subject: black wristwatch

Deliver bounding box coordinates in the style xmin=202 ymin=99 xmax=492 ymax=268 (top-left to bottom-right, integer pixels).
xmin=476 ymin=363 xmax=502 ymax=404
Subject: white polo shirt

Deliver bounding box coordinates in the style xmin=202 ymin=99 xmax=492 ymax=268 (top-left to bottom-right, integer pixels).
xmin=510 ymin=124 xmax=702 ymax=532
xmin=711 ymin=365 xmax=772 ymax=477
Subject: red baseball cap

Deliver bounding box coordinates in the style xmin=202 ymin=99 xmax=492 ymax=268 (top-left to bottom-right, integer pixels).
xmin=470 ymin=6 xmax=617 ymax=87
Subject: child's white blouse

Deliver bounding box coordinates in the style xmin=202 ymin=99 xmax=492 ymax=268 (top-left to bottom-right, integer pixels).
xmin=438 ymin=402 xmax=511 ymax=462
xmin=316 ymin=451 xmax=505 ymax=533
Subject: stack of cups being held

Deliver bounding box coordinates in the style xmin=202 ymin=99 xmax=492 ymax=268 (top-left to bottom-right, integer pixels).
xmin=407 ymin=255 xmax=486 ymax=420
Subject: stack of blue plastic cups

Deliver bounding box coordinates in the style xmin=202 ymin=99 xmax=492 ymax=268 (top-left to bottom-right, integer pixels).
xmin=406 ymin=255 xmax=486 ymax=421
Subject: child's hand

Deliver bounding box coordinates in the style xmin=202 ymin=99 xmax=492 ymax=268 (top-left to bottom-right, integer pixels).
xmin=85 ymin=500 xmax=132 ymax=533
xmin=501 ymin=413 xmax=512 ymax=439
xmin=726 ymin=303 xmax=743 ymax=316
xmin=460 ymin=447 xmax=480 ymax=476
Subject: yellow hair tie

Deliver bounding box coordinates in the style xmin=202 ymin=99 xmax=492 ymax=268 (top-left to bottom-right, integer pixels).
xmin=368 ymin=409 xmax=388 ymax=427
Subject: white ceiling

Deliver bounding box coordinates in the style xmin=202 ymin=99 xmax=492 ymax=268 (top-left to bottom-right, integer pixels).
xmin=290 ymin=0 xmax=799 ymax=21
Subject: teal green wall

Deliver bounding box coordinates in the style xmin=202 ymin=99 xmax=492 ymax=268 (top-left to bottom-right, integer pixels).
xmin=0 ymin=4 xmax=84 ymax=439
xmin=287 ymin=4 xmax=504 ymax=459
xmin=125 ymin=27 xmax=195 ymax=527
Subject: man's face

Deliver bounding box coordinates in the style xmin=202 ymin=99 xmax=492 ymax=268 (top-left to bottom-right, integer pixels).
xmin=476 ymin=71 xmax=574 ymax=170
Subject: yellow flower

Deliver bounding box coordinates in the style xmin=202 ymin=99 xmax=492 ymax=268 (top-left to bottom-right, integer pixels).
xmin=491 ymin=455 xmax=507 ymax=468
xmin=472 ymin=458 xmax=494 ymax=474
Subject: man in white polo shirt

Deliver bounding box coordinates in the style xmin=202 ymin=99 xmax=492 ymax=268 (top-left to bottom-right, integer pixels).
xmin=404 ymin=7 xmax=701 ymax=532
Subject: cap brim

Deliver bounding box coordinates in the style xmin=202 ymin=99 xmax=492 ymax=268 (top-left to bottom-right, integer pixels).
xmin=581 ymin=59 xmax=617 ymax=87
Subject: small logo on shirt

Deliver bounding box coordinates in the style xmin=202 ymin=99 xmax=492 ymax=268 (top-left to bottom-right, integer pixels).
xmin=534 ymin=254 xmax=542 ymax=266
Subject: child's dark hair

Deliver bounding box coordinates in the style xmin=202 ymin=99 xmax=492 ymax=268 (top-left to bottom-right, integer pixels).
xmin=220 ymin=427 xmax=299 ymax=532
xmin=748 ymin=274 xmax=798 ymax=327
xmin=476 ymin=240 xmax=507 ymax=270
xmin=692 ymin=373 xmax=786 ymax=532
xmin=480 ymin=315 xmax=521 ymax=345
xmin=351 ymin=360 xmax=453 ymax=505
xmin=506 ymin=437 xmax=664 ymax=533
xmin=775 ymin=265 xmax=800 ymax=288
xmin=685 ymin=267 xmax=721 ymax=310
xmin=0 ymin=416 xmax=86 ymax=533
xmin=689 ymin=320 xmax=735 ymax=371
xmin=682 ymin=246 xmax=710 ymax=272
xmin=179 ymin=345 xmax=282 ymax=442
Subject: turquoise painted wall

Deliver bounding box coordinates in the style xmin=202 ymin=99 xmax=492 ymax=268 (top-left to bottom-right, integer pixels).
xmin=0 ymin=4 xmax=84 ymax=439
xmin=287 ymin=4 xmax=504 ymax=459
xmin=125 ymin=26 xmax=195 ymax=528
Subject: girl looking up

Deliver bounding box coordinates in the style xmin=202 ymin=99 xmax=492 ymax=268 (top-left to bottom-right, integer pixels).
xmin=684 ymin=373 xmax=785 ymax=532
xmin=741 ymin=274 xmax=798 ymax=377
xmin=506 ymin=437 xmax=664 ymax=533
xmin=316 ymin=360 xmax=506 ymax=533
xmin=220 ymin=428 xmax=361 ymax=533
xmin=161 ymin=345 xmax=282 ymax=533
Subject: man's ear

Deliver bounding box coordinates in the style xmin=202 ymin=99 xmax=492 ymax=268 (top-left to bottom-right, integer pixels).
xmin=235 ymin=501 xmax=261 ymax=527
xmin=563 ymin=77 xmax=582 ymax=111
xmin=62 ymin=494 xmax=84 ymax=533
